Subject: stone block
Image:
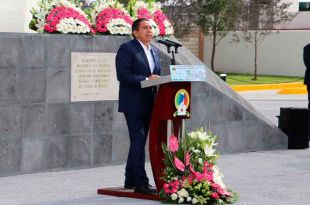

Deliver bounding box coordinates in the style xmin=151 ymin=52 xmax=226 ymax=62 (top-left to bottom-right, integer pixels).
xmin=0 ymin=104 xmax=20 ymax=137
xmin=0 ymin=136 xmax=21 ymax=174
xmin=0 ymin=34 xmax=24 ymax=69
xmin=21 ymin=137 xmax=48 ymax=173
xmin=71 ymin=35 xmax=93 ymax=52
xmin=21 ymin=104 xmax=46 ymax=138
xmin=111 ymin=112 xmax=129 ymax=162
xmin=47 ymin=69 xmax=69 ymax=103
xmin=69 ymin=102 xmax=93 ymax=134
xmin=92 ymin=36 xmax=129 ymax=52
xmin=47 ymin=135 xmax=70 ymax=169
xmin=21 ymin=70 xmax=46 ymax=103
xmin=47 ymin=34 xmax=74 ymax=69
xmin=0 ymin=69 xmax=20 ymax=102
xmin=93 ymin=101 xmax=115 ymax=134
xmin=93 ymin=134 xmax=112 ymax=164
xmin=23 ymin=34 xmax=47 ymax=69
xmin=69 ymin=135 xmax=91 ymax=167
xmin=47 ymin=103 xmax=70 ymax=136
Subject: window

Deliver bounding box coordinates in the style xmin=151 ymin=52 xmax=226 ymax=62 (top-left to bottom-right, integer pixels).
xmin=299 ymin=2 xmax=310 ymax=11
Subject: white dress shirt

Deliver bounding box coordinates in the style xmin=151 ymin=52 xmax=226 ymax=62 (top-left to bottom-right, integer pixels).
xmin=138 ymin=40 xmax=155 ymax=74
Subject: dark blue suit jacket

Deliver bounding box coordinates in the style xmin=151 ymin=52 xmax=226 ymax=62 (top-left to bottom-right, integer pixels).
xmin=303 ymin=44 xmax=310 ymax=85
xmin=116 ymin=38 xmax=161 ymax=114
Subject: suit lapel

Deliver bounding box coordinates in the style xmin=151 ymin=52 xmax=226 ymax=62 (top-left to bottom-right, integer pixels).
xmin=151 ymin=45 xmax=160 ymax=75
xmin=133 ymin=39 xmax=151 ymax=74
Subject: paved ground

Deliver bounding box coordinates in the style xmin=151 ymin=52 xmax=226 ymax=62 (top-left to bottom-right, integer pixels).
xmin=0 ymin=149 xmax=310 ymax=205
xmin=0 ymin=90 xmax=309 ymax=205
xmin=239 ymin=90 xmax=308 ymax=125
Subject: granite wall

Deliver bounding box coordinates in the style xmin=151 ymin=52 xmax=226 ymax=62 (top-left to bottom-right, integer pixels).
xmin=0 ymin=33 xmax=287 ymax=176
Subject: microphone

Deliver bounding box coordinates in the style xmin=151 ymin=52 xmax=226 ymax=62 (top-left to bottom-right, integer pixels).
xmin=157 ymin=39 xmax=175 ymax=47
xmin=165 ymin=39 xmax=182 ymax=47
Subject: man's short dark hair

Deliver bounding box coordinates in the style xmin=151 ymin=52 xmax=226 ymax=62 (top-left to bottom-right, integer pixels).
xmin=132 ymin=18 xmax=149 ymax=37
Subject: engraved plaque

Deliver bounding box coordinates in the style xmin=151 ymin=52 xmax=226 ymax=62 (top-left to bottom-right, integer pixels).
xmin=71 ymin=52 xmax=118 ymax=102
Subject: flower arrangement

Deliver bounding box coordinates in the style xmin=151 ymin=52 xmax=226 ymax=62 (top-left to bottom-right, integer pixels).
xmin=95 ymin=7 xmax=133 ymax=35
xmin=129 ymin=0 xmax=160 ymax=37
xmin=153 ymin=9 xmax=174 ymax=36
xmin=29 ymin=0 xmax=174 ymax=37
xmin=30 ymin=0 xmax=94 ymax=34
xmin=160 ymin=128 xmax=238 ymax=205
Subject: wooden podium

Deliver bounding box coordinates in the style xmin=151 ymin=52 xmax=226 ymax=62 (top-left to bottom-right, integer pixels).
xmin=97 ymin=75 xmax=191 ymax=200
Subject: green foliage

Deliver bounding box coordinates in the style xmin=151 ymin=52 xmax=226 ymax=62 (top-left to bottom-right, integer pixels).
xmin=197 ymin=0 xmax=241 ymax=36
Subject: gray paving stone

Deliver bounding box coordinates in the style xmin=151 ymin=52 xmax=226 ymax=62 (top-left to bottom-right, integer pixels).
xmin=21 ymin=137 xmax=48 ymax=173
xmin=69 ymin=135 xmax=92 ymax=167
xmin=21 ymin=104 xmax=46 ymax=138
xmin=69 ymin=102 xmax=93 ymax=135
xmin=92 ymin=134 xmax=112 ymax=165
xmin=47 ymin=69 xmax=70 ymax=103
xmin=21 ymin=70 xmax=46 ymax=103
xmin=0 ymin=136 xmax=21 ymax=174
xmin=47 ymin=103 xmax=70 ymax=136
xmin=0 ymin=104 xmax=20 ymax=137
xmin=47 ymin=135 xmax=70 ymax=169
xmin=0 ymin=69 xmax=20 ymax=102
xmin=22 ymin=34 xmax=47 ymax=69
xmin=0 ymin=34 xmax=24 ymax=69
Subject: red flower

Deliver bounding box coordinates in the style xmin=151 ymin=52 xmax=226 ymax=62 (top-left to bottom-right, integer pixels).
xmin=211 ymin=192 xmax=220 ymax=199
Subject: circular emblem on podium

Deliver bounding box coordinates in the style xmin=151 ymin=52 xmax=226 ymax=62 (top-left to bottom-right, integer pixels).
xmin=174 ymin=89 xmax=190 ymax=117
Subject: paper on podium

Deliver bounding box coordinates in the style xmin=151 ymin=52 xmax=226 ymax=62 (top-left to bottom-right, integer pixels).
xmin=141 ymin=75 xmax=173 ymax=88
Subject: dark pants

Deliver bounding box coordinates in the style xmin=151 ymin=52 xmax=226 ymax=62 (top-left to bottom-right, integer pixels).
xmin=124 ymin=112 xmax=152 ymax=187
xmin=308 ymin=84 xmax=310 ymax=109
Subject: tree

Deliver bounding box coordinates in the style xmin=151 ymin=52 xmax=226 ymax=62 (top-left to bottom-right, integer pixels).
xmin=233 ymin=0 xmax=295 ymax=80
xmin=196 ymin=0 xmax=242 ymax=71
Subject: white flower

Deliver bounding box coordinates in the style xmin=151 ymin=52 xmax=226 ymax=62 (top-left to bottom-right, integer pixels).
xmin=187 ymin=197 xmax=192 ymax=202
xmin=204 ymin=144 xmax=215 ymax=156
xmin=191 ymin=148 xmax=201 ymax=154
xmin=178 ymin=197 xmax=184 ymax=203
xmin=213 ymin=165 xmax=226 ymax=188
xmin=177 ymin=189 xmax=189 ymax=198
xmin=171 ymin=193 xmax=178 ymax=201
xmin=192 ymin=198 xmax=198 ymax=204
xmin=198 ymin=158 xmax=203 ymax=165
xmin=56 ymin=18 xmax=90 ymax=34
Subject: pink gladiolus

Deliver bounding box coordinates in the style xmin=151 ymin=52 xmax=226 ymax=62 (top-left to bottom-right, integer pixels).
xmin=185 ymin=152 xmax=190 ymax=166
xmin=169 ymin=135 xmax=179 ymax=152
xmin=174 ymin=156 xmax=185 ymax=172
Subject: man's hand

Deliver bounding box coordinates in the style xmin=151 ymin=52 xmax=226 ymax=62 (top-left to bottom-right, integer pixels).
xmin=148 ymin=74 xmax=160 ymax=80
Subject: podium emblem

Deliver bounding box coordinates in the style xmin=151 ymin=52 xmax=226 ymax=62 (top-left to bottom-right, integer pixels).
xmin=174 ymin=89 xmax=190 ymax=117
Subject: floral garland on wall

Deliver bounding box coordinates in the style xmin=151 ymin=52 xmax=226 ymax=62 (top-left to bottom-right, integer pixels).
xmin=160 ymin=128 xmax=238 ymax=205
xmin=29 ymin=0 xmax=173 ymax=37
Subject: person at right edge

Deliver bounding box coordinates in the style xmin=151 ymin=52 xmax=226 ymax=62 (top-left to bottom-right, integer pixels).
xmin=115 ymin=18 xmax=161 ymax=195
xmin=303 ymin=44 xmax=310 ymax=109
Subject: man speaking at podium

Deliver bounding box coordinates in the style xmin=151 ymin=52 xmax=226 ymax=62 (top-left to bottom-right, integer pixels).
xmin=115 ymin=18 xmax=161 ymax=195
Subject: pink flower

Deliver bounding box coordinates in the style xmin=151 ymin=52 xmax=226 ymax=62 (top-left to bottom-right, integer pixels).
xmin=44 ymin=6 xmax=93 ymax=34
xmin=211 ymin=192 xmax=220 ymax=199
xmin=169 ymin=135 xmax=179 ymax=152
xmin=95 ymin=8 xmax=133 ymax=34
xmin=174 ymin=156 xmax=185 ymax=172
xmin=185 ymin=152 xmax=190 ymax=166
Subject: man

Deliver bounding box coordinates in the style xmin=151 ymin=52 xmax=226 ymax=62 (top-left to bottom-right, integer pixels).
xmin=303 ymin=44 xmax=310 ymax=109
xmin=115 ymin=18 xmax=161 ymax=195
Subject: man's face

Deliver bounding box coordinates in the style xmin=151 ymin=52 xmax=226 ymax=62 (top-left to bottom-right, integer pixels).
xmin=133 ymin=21 xmax=153 ymax=45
